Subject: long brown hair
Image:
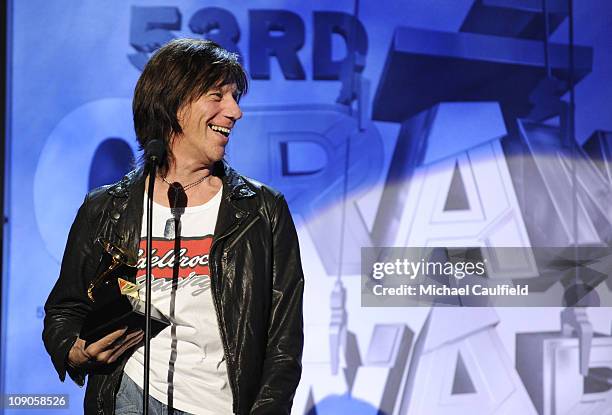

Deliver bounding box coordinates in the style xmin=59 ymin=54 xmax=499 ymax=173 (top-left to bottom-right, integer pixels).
xmin=133 ymin=38 xmax=248 ymax=175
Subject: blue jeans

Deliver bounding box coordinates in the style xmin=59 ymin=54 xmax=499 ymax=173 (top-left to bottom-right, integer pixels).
xmin=115 ymin=373 xmax=194 ymax=415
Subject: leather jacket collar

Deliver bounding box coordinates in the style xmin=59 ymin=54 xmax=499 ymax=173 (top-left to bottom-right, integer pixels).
xmin=107 ymin=160 xmax=256 ymax=200
xmin=103 ymin=160 xmax=257 ymax=257
xmin=107 ymin=160 xmax=255 ymax=199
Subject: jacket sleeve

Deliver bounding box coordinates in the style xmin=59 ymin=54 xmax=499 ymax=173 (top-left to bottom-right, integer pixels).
xmin=42 ymin=195 xmax=96 ymax=386
xmin=250 ymin=195 xmax=305 ymax=415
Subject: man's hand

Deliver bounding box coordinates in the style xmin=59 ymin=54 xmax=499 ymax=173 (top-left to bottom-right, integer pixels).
xmin=68 ymin=327 xmax=144 ymax=368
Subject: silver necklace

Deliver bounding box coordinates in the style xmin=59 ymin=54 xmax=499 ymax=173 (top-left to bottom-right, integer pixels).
xmin=161 ymin=173 xmax=210 ymax=192
xmin=161 ymin=173 xmax=209 ymax=239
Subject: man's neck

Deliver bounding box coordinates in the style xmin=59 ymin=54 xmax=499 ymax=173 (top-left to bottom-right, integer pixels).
xmin=150 ymin=161 xmax=222 ymax=208
xmin=163 ymin=160 xmax=214 ymax=185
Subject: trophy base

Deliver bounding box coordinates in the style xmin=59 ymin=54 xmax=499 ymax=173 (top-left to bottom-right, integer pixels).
xmin=81 ymin=295 xmax=170 ymax=347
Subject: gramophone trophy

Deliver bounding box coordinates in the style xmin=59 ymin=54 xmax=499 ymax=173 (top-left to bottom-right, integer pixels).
xmin=80 ymin=238 xmax=170 ymax=347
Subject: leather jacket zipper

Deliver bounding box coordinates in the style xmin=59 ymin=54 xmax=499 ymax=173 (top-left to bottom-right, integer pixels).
xmin=225 ymin=215 xmax=261 ymax=252
xmin=108 ymin=361 xmax=128 ymax=415
xmin=209 ymin=217 xmax=245 ymax=414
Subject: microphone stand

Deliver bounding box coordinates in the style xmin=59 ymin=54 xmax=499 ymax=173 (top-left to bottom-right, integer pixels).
xmin=143 ymin=150 xmax=161 ymax=415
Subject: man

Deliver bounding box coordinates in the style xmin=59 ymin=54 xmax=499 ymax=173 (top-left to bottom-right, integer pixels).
xmin=43 ymin=38 xmax=304 ymax=415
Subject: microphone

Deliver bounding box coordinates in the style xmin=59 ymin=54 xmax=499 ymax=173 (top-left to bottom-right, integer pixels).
xmin=142 ymin=138 xmax=165 ymax=415
xmin=164 ymin=184 xmax=187 ymax=239
xmin=145 ymin=139 xmax=166 ymax=165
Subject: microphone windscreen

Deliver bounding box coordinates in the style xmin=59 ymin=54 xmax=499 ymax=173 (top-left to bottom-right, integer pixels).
xmin=145 ymin=139 xmax=166 ymax=162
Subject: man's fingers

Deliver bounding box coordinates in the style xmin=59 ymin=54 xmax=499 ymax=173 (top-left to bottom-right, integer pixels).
xmin=68 ymin=337 xmax=90 ymax=367
xmin=102 ymin=327 xmax=130 ymax=343
xmin=123 ymin=329 xmax=144 ymax=342
xmin=88 ymin=330 xmax=144 ymax=364
xmin=111 ymin=329 xmax=142 ymax=347
xmin=85 ymin=327 xmax=128 ymax=355
xmin=108 ymin=332 xmax=145 ymax=363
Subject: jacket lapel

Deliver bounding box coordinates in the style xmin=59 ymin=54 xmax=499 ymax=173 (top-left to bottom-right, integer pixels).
xmin=106 ymin=160 xmax=256 ymax=261
xmin=212 ymin=161 xmax=256 ymax=242
xmin=104 ymin=168 xmax=145 ymax=267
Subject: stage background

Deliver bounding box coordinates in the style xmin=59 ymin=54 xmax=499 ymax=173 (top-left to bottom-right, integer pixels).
xmin=3 ymin=0 xmax=612 ymax=414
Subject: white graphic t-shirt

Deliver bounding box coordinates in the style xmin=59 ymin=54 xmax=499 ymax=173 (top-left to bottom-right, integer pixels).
xmin=123 ymin=188 xmax=233 ymax=414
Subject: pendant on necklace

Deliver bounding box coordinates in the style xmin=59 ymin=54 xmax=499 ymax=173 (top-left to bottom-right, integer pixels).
xmin=164 ymin=217 xmax=176 ymax=239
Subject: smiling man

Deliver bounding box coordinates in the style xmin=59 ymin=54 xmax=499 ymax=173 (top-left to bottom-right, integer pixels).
xmin=43 ymin=39 xmax=305 ymax=415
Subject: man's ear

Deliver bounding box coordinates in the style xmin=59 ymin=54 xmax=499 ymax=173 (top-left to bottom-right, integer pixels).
xmin=176 ymin=104 xmax=189 ymax=126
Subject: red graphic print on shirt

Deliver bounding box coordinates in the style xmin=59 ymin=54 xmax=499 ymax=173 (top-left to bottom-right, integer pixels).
xmin=136 ymin=235 xmax=213 ymax=296
xmin=136 ymin=235 xmax=212 ymax=279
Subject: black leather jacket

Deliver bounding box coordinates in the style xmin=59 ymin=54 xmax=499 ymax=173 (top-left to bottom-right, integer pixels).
xmin=42 ymin=162 xmax=304 ymax=414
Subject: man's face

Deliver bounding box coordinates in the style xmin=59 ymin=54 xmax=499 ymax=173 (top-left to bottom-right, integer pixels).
xmin=174 ymin=83 xmax=243 ymax=166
